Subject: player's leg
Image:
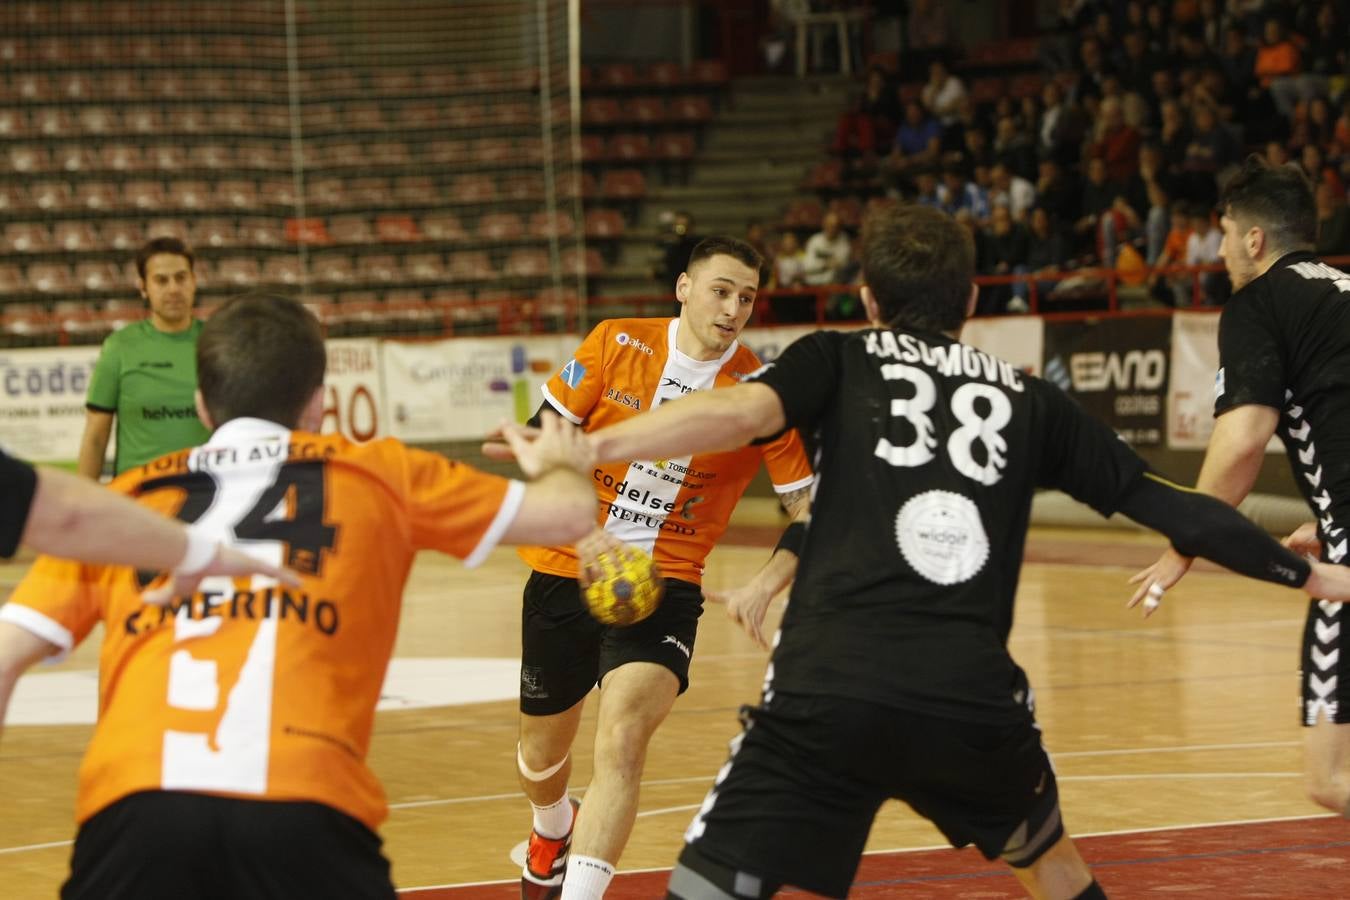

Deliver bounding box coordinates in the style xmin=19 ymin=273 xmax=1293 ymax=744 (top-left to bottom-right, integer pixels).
xmin=1300 ymin=597 xmax=1350 ymax=815
xmin=519 ymin=571 xmax=606 ymax=897
xmin=561 ymin=578 xmax=705 ymax=898
xmin=1006 ymin=832 xmax=1101 ymax=900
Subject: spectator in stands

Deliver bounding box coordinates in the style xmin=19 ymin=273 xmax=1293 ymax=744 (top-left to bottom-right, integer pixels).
xmin=904 ymin=0 xmax=951 ymax=80
xmin=1075 ymin=37 xmax=1114 ymax=102
xmin=773 ymin=231 xmax=807 ymax=288
xmin=1302 ymin=2 xmax=1346 ymax=98
xmin=1107 ymin=143 xmax=1174 ymax=266
xmin=1184 ymin=203 xmax=1228 ymax=304
xmin=802 ymin=212 xmax=852 ymax=285
xmin=1289 ymin=97 xmax=1335 ymax=155
xmin=891 ymin=98 xmax=942 ymax=169
xmin=938 ymin=164 xmax=990 ymax=222
xmin=1148 ymin=200 xmax=1195 ymax=306
xmin=1254 ymin=15 xmax=1302 ymax=116
xmin=833 ymin=65 xmax=899 ymax=156
xmin=1266 ymin=140 xmax=1291 ymax=166
xmin=993 ymin=115 xmax=1037 ymax=181
xmin=1182 ymin=102 xmax=1239 ymax=204
xmin=78 ymin=237 xmax=210 ymax=481
xmin=988 ymin=162 xmax=1036 ymax=222
xmin=913 ymin=168 xmax=943 ymax=207
xmin=978 ymin=203 xmax=1033 ymax=315
xmin=958 ymin=125 xmax=994 ymax=171
xmin=920 ymin=58 xmax=967 ymax=125
xmin=1035 ymin=156 xmax=1081 ymax=226
xmin=1156 ymin=97 xmax=1191 ymax=165
xmin=1027 ymin=205 xmax=1072 ymax=296
xmin=1316 ymin=181 xmax=1350 ymax=258
xmin=1118 ymin=29 xmax=1162 ymax=97
xmin=1300 ymin=143 xmax=1333 ymax=189
xmin=746 ymin=220 xmax=775 ymax=276
xmin=1074 ymin=157 xmax=1120 ymax=261
xmin=1090 ymin=96 xmax=1142 ymax=182
xmin=1036 ymin=80 xmax=1086 ymax=166
xmin=1218 ymin=24 xmax=1256 ymax=98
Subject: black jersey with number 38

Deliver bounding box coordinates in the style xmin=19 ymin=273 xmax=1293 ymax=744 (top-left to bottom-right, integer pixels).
xmin=750 ymin=328 xmax=1146 ymax=724
xmin=1215 ymin=252 xmax=1350 ymax=555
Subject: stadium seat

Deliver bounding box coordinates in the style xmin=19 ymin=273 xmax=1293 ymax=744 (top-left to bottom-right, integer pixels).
xmin=397 ymin=101 xmax=439 ymax=130
xmin=53 ymin=145 xmax=93 ymax=173
xmin=0 ymin=265 xmax=26 ymax=296
xmin=447 ymin=251 xmax=497 ymax=281
xmin=194 ymin=70 xmax=231 ymax=99
xmin=477 ymin=213 xmax=525 ymax=241
xmin=405 ymin=253 xmax=446 ymax=282
xmin=444 ymin=103 xmax=485 ymax=129
xmin=368 ymin=142 xmax=412 ymax=166
xmin=215 ymin=257 xmax=262 ymax=288
xmin=582 ymin=97 xmax=622 ymax=127
xmin=595 ymin=63 xmax=640 ymax=90
xmin=259 ymin=178 xmax=298 ymax=209
xmin=76 ymin=105 xmax=119 ymax=135
xmin=502 ymin=174 xmax=545 ymax=201
xmin=347 ymin=102 xmax=387 ymax=131
xmin=262 ymin=255 xmax=306 ymax=287
xmin=286 ymin=217 xmax=331 ymax=246
xmin=688 ymin=59 xmax=729 ymax=86
xmin=0 ymin=184 xmax=29 ymax=214
xmin=503 ymin=249 xmax=551 ymax=278
xmin=123 ymin=106 xmax=162 ymax=135
xmin=530 ymin=211 xmax=575 ymax=239
xmin=607 ymin=133 xmax=652 ymax=162
xmin=124 ymin=180 xmax=166 ymax=210
xmin=101 ymin=70 xmax=139 ymax=101
xmin=311 ymin=253 xmax=355 ymax=286
xmin=452 ymin=174 xmax=497 ymax=203
xmin=175 ymin=106 xmax=209 ymax=135
xmin=372 ymin=69 xmax=418 ymax=95
xmin=0 ymin=108 xmax=26 ymax=139
xmin=600 ymin=169 xmax=647 ymax=199
xmin=145 ymin=218 xmax=189 ymax=242
xmin=28 ymin=262 xmax=75 ymax=295
xmin=325 ymin=141 xmax=369 ymax=167
xmin=653 ymin=131 xmax=696 ymax=161
xmin=580 ymin=134 xmax=607 ymax=164
xmin=584 ymin=208 xmax=626 ymax=239
xmin=422 ymin=68 xmax=458 ymax=94
xmin=239 ymin=143 xmax=284 ymax=170
xmin=394 ymin=175 xmax=438 ymax=206
xmin=9 ymin=145 xmax=51 ymax=174
xmin=5 ymin=223 xmax=52 ymax=254
xmin=101 ymin=220 xmax=142 ymax=251
xmin=421 ymin=212 xmax=467 ymax=242
xmin=12 ymin=72 xmax=51 ymax=102
xmin=426 ymin=139 xmax=467 ymax=166
xmin=218 ymin=104 xmax=255 ymax=134
xmin=53 ymin=221 xmax=99 ymax=252
xmin=623 ymin=96 xmax=668 ymax=126
xmin=189 ymin=144 xmax=234 ymax=170
xmin=99 ymin=143 xmax=144 ymax=172
xmin=375 ymin=215 xmax=420 ymax=242
xmin=348 ymin=177 xmax=390 ymax=207
xmin=238 ymin=217 xmax=285 ymax=248
xmin=492 ymin=103 xmax=533 ymax=127
xmin=330 ymin=216 xmax=375 ymax=244
xmin=557 ymin=171 xmax=597 ymax=199
xmin=74 ymin=261 xmax=122 ymax=292
xmin=31 ymin=181 xmax=73 ymax=212
xmin=561 ymin=247 xmax=605 ymax=277
xmin=147 ymin=145 xmax=186 ymax=173
xmin=217 ymin=180 xmax=259 ymax=210
xmin=471 ymin=138 xmax=514 ymax=166
xmin=170 ymin=180 xmax=213 ymax=211
xmin=646 ymin=62 xmax=685 ymax=89
xmin=309 ymin=177 xmax=348 ymax=208
xmin=670 ymin=95 xmax=713 ymax=124
xmin=360 ymin=254 xmax=403 ymax=284
xmin=191 ymin=218 xmax=237 ymax=249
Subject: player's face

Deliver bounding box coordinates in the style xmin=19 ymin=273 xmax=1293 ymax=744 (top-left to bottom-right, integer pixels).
xmin=675 ymin=254 xmax=759 ymax=360
xmin=1218 ymin=214 xmax=1258 ymax=292
xmin=140 ymin=253 xmax=197 ymax=331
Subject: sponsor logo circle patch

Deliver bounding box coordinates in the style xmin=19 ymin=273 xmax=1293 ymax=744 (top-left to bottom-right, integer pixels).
xmin=894 ymin=490 xmax=989 ymax=585
xmin=616 ymin=332 xmax=629 ymax=345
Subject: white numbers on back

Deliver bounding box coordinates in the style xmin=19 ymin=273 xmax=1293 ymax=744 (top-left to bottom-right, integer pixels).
xmin=874 ymin=366 xmax=1013 ymax=486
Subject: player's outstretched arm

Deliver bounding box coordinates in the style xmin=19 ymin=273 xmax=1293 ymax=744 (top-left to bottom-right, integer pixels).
xmin=22 ymin=466 xmax=299 ymax=605
xmin=1129 ymin=405 xmax=1280 ymax=609
xmin=497 ymin=413 xmax=598 ymax=547
xmin=0 ymin=621 xmax=62 ymax=744
xmin=588 ymin=382 xmax=786 ymax=464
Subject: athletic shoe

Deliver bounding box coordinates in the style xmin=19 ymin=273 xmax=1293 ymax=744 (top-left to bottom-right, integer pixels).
xmin=520 ymin=798 xmax=580 ymax=900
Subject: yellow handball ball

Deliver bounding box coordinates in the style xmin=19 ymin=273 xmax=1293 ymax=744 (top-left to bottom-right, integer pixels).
xmin=582 ymin=544 xmax=664 ymax=626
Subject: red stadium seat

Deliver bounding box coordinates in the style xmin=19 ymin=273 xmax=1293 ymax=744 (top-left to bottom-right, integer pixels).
xmin=557 ymin=171 xmax=597 ymax=200
xmin=53 ymin=221 xmax=99 ymax=252
xmin=688 ymin=59 xmax=728 ymax=86
xmin=218 ymin=104 xmax=255 ymax=134
xmin=101 ymin=71 xmax=139 ymax=101
xmin=175 ymin=106 xmax=209 ymax=135
xmin=595 ymin=63 xmax=640 ymax=90
xmin=28 ymin=263 xmax=75 ymax=295
xmin=101 ymin=220 xmax=143 ymax=252
xmin=239 ymin=143 xmax=284 ymax=170
xmin=584 ymin=208 xmax=626 ymax=239
xmin=286 ymin=218 xmax=332 ymax=246
xmin=426 ymin=139 xmax=468 ymax=166
xmin=372 ymin=69 xmax=419 ymax=95
xmin=503 ymin=249 xmax=551 ymax=278
xmin=530 ymin=211 xmax=576 ymax=239
xmin=5 ymin=223 xmax=52 ymax=254
xmin=375 ymin=215 xmax=420 ymax=242
xmin=0 ymin=109 xmax=27 ymax=139
xmin=330 ymin=216 xmax=375 ymax=244
xmin=670 ymin=95 xmax=713 ymax=124
xmin=477 ymin=213 xmax=525 ymax=241
xmin=580 ymin=134 xmax=606 ymax=163
xmin=262 ymin=255 xmax=306 ymax=287
xmin=421 ymin=213 xmax=467 ymax=242
xmin=326 ymin=141 xmax=369 ymax=167
xmin=646 ymin=62 xmax=685 ymax=89
xmin=622 ymin=96 xmax=668 ymax=125
xmin=600 ymin=169 xmax=647 ymax=199
xmin=422 ymin=68 xmax=458 ymax=94
xmin=12 ymin=72 xmax=51 ymax=102
xmin=444 ymin=103 xmax=486 ymax=128
xmin=194 ymin=70 xmax=232 ymax=99
xmin=448 ymin=251 xmax=497 ymax=281
xmin=607 ymin=133 xmax=652 ymax=162
xmin=74 ymin=181 xmax=117 ymax=213
xmin=0 ymin=265 xmax=26 ymax=297
xmin=147 ymin=145 xmax=186 ymax=173
xmin=190 ymin=144 xmax=234 ymax=170
xmin=216 ymin=258 xmax=262 ymax=288
xmin=582 ymin=97 xmax=622 ymax=127
xmin=124 ymin=180 xmax=166 ymax=211
xmin=653 ymin=132 xmax=697 ymax=160
xmin=492 ymin=103 xmax=533 ymax=127
xmin=397 ymin=101 xmax=439 ymax=129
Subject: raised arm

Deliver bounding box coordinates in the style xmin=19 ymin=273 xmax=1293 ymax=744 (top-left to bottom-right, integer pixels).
xmin=588 ymin=382 xmax=786 ymax=464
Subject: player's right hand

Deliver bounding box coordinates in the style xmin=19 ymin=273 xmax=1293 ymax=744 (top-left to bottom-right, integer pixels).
xmin=1283 ymin=522 xmax=1321 ymax=558
xmin=142 ymin=545 xmax=302 ymax=606
xmin=482 ymin=420 xmax=540 ymax=462
xmin=502 ymin=413 xmax=591 ymax=479
xmin=576 ymin=528 xmax=627 ymax=588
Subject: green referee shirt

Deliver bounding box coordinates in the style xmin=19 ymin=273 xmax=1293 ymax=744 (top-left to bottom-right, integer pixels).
xmin=86 ymin=319 xmax=211 ymax=474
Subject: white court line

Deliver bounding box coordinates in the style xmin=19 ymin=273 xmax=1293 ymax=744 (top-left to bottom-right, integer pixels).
xmin=1054 ymin=740 xmax=1299 ymax=758
xmin=0 ymin=839 xmax=72 ymax=856
xmin=398 ymin=812 xmax=1341 ymax=893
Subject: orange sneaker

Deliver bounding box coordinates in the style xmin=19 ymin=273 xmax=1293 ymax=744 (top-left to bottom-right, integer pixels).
xmin=520 ymin=799 xmax=580 ymax=900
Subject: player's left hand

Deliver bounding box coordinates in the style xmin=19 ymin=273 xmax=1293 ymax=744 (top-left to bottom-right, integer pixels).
xmin=142 ymin=544 xmax=302 ymax=607
xmin=705 ymin=582 xmax=776 ymax=650
xmin=482 ymin=420 xmax=540 ymax=462
xmin=1283 ymin=521 xmax=1321 ymax=558
xmin=1127 ymin=547 xmax=1194 ymax=618
xmin=575 ymin=528 xmax=628 ymax=588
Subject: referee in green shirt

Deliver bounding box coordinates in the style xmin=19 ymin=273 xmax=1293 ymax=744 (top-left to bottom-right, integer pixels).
xmin=77 ymin=237 xmax=211 ymax=479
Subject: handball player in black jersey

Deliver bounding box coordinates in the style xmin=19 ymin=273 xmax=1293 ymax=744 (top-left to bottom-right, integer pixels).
xmin=581 ymin=203 xmax=1350 ymax=899
xmin=1134 ymin=156 xmax=1350 ymax=819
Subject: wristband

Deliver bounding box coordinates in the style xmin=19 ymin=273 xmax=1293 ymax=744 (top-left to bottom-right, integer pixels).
xmin=175 ymin=527 xmax=218 ymax=576
xmin=775 ymin=521 xmax=807 ymax=556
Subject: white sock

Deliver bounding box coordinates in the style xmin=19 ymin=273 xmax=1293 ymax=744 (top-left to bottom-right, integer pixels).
xmin=531 ymin=793 xmax=575 ymax=840
xmin=559 ymin=855 xmax=614 ymax=900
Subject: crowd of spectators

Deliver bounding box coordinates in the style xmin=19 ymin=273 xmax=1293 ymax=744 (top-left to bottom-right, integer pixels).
xmin=780 ymin=0 xmax=1350 ymax=314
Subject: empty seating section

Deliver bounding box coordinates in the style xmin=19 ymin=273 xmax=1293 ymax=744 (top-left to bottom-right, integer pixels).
xmin=1 ymin=3 xmax=729 ymax=340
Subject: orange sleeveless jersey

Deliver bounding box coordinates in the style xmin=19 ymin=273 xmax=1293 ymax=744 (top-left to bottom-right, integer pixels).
xmin=0 ymin=418 xmax=524 ymax=830
xmin=519 ymin=318 xmax=813 ymax=584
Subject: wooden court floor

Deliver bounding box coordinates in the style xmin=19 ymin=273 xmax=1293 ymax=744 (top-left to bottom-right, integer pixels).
xmin=0 ymin=501 xmax=1330 ymax=897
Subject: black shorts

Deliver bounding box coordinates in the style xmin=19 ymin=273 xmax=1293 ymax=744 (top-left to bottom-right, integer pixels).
xmin=680 ymin=692 xmax=1061 ymax=898
xmin=1301 ymin=597 xmax=1350 ymax=725
xmin=520 ymin=570 xmax=704 ymax=716
xmin=62 ymin=791 xmax=395 ymax=900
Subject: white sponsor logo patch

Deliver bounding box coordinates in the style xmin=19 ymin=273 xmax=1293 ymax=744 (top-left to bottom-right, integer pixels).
xmin=895 ymin=490 xmax=989 ymax=585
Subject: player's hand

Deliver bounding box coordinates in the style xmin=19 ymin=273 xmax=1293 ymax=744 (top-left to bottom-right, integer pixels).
xmin=482 ymin=420 xmax=541 ymax=462
xmin=575 ymin=528 xmax=627 ymax=588
xmin=705 ymin=582 xmax=776 ymax=650
xmin=141 ymin=544 xmax=302 ymax=606
xmin=503 ymin=413 xmax=590 ymax=479
xmin=1305 ymin=562 xmax=1350 ymax=602
xmin=1283 ymin=522 xmax=1322 ymax=558
xmin=1127 ymin=547 xmax=1194 ymax=618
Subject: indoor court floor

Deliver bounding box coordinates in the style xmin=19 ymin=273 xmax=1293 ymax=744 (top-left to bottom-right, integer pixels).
xmin=2 ymin=500 xmax=1345 ymax=898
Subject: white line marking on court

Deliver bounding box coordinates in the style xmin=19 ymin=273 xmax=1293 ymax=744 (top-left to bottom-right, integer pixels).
xmin=635 ymin=802 xmax=701 ymax=819
xmin=1054 ymin=740 xmax=1299 ymax=758
xmin=0 ymin=839 xmax=73 ymax=856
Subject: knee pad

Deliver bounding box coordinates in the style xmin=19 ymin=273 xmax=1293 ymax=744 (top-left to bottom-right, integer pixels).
xmin=517 ymin=743 xmax=568 ymax=782
xmin=999 ymin=790 xmax=1065 ymax=869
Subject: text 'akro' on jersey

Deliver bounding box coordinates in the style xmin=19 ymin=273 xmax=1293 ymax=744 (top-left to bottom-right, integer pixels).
xmin=749 ymin=328 xmax=1146 ymax=724
xmin=519 ymin=318 xmax=813 ymax=585
xmin=0 ymin=418 xmax=524 ymax=830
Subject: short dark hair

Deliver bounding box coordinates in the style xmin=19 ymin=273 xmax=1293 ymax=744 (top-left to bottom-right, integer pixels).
xmin=686 ymin=236 xmax=768 ymax=285
xmin=136 ymin=236 xmax=194 ymax=281
xmin=197 ymin=293 xmax=326 ymax=428
xmin=861 ymin=204 xmax=974 ymax=333
xmin=1220 ymin=154 xmax=1316 ymax=253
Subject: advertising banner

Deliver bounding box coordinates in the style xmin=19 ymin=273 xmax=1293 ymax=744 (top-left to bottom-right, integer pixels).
xmin=382 ymin=335 xmax=574 ymax=441
xmin=1042 ymin=316 xmax=1172 ymax=446
xmin=319 ymin=339 xmax=386 ymax=443
xmin=959 ymin=316 xmax=1045 ymax=377
xmin=0 ymin=346 xmax=101 ymax=465
xmin=1167 ymin=311 xmax=1221 ymax=450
